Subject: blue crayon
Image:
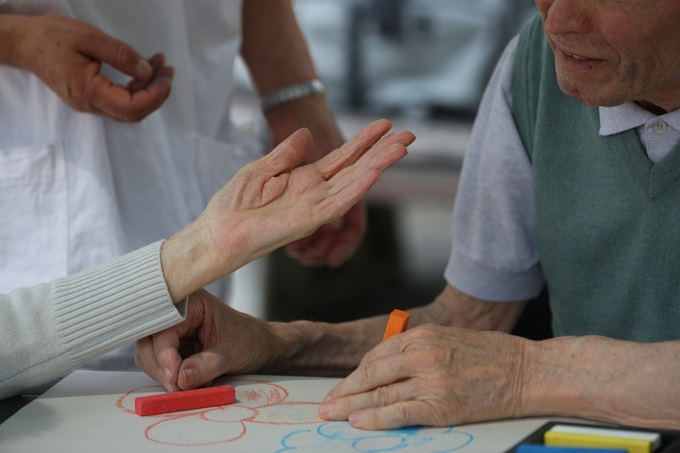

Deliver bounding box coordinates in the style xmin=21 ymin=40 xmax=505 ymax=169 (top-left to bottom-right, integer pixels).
xmin=515 ymin=444 xmax=627 ymax=453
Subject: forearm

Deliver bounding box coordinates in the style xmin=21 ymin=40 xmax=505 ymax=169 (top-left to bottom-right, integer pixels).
xmin=241 ymin=0 xmax=317 ymax=96
xmin=263 ymin=284 xmax=522 ymax=375
xmin=521 ymin=335 xmax=680 ymax=430
xmin=267 ymin=316 xmax=391 ymax=375
xmin=0 ymin=242 xmax=183 ymax=399
xmin=427 ymin=284 xmax=528 ymax=332
xmin=241 ymin=0 xmax=342 ymax=158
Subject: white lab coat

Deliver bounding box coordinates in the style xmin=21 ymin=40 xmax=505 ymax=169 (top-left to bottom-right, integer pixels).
xmin=0 ymin=0 xmax=263 ymax=368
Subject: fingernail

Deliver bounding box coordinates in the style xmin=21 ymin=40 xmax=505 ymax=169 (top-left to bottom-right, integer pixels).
xmin=181 ymin=369 xmax=195 ymax=389
xmin=164 ymin=383 xmax=173 ymax=393
xmin=151 ymin=75 xmax=171 ymax=85
xmin=163 ymin=368 xmax=172 ymax=381
xmin=319 ymin=403 xmax=332 ymax=417
xmin=349 ymin=413 xmax=362 ymax=426
xmin=136 ymin=59 xmax=153 ymax=77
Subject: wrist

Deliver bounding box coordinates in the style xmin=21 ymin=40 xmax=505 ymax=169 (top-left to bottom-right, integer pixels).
xmin=519 ymin=336 xmax=586 ymax=418
xmin=160 ymin=219 xmax=228 ymax=302
xmin=268 ymin=319 xmax=378 ymax=375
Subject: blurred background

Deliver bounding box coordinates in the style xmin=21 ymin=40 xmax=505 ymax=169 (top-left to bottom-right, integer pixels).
xmin=230 ymin=0 xmax=537 ymax=324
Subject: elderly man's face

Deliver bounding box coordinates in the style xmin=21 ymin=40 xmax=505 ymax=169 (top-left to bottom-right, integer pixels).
xmin=536 ymin=0 xmax=680 ymax=112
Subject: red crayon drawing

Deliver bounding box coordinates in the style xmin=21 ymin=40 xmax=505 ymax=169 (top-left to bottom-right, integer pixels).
xmin=116 ymin=378 xmax=323 ymax=447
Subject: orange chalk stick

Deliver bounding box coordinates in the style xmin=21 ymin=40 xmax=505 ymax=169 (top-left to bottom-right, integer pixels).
xmin=135 ymin=385 xmax=236 ymax=416
xmin=383 ymin=309 xmax=410 ymax=340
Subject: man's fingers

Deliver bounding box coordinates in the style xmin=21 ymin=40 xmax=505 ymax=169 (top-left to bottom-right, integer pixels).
xmin=135 ymin=327 xmax=185 ymax=393
xmin=177 ymin=351 xmax=226 ymax=390
xmin=152 ymin=330 xmax=183 ymax=391
xmin=87 ymin=68 xmax=173 ymax=121
xmin=318 ymin=142 xmax=408 ymax=220
xmin=135 ymin=336 xmax=176 ymax=392
xmin=352 ymin=130 xmax=415 ymax=174
xmin=348 ymin=401 xmax=440 ymax=430
xmin=78 ymin=30 xmax=153 ymax=80
xmin=254 ymin=128 xmax=313 ymax=176
xmin=327 ymin=131 xmax=413 ymax=196
xmin=126 ymin=53 xmax=168 ymax=93
xmin=320 ymin=380 xmax=426 ymax=429
xmin=314 ymin=119 xmax=393 ymax=180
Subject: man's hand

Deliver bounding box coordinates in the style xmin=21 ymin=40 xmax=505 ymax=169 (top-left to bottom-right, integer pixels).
xmin=159 ymin=119 xmax=414 ymax=302
xmin=319 ymin=324 xmax=528 ymax=429
xmin=3 ymin=15 xmax=172 ymax=121
xmin=205 ymin=118 xmax=412 ymax=262
xmin=284 ymin=201 xmax=366 ymax=268
xmin=135 ymin=289 xmax=281 ymax=392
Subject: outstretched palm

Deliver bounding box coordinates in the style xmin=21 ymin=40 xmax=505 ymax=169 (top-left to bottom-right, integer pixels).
xmin=201 ymin=119 xmax=414 ymax=266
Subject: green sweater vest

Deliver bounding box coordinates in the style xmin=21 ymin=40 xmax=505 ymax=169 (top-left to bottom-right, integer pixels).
xmin=511 ymin=15 xmax=680 ymax=341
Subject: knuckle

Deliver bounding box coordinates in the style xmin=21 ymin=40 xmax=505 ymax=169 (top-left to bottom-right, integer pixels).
xmin=65 ymin=83 xmax=91 ymax=112
xmin=423 ymin=400 xmax=457 ymax=426
xmin=392 ymin=401 xmax=410 ymax=424
xmin=415 ymin=323 xmax=441 ymax=337
xmin=407 ymin=348 xmax=443 ymax=370
xmin=112 ymin=41 xmax=137 ymax=68
xmin=373 ymin=385 xmax=391 ymax=407
xmin=74 ymin=27 xmax=99 ymax=48
xmin=358 ymin=357 xmax=375 ymax=382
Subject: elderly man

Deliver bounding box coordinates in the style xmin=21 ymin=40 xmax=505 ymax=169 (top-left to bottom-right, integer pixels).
xmin=136 ymin=0 xmax=680 ymax=431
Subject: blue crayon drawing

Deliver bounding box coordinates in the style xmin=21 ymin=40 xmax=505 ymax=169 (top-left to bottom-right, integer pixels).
xmin=275 ymin=422 xmax=474 ymax=453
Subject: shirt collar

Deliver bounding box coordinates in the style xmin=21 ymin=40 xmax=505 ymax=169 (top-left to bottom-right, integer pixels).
xmin=600 ymin=101 xmax=680 ymax=136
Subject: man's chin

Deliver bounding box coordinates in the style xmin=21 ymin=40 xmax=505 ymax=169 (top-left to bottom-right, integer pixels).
xmin=555 ymin=76 xmax=621 ymax=108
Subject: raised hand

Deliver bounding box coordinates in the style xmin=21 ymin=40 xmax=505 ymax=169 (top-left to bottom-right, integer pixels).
xmin=159 ymin=119 xmax=415 ymax=302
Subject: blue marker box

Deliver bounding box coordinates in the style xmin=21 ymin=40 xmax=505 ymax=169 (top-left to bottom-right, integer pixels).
xmin=503 ymin=421 xmax=680 ymax=453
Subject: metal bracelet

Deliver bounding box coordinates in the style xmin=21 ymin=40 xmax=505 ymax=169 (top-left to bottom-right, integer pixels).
xmin=260 ymin=79 xmax=327 ymax=112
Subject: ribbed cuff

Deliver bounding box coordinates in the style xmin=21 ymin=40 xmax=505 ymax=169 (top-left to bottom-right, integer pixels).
xmin=53 ymin=241 xmax=185 ymax=363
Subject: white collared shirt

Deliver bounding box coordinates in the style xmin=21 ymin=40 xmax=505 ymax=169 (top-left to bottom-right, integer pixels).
xmin=600 ymin=102 xmax=680 ymax=164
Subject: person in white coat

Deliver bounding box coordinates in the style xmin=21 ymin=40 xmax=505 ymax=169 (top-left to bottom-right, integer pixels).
xmin=0 ymin=0 xmax=360 ymax=369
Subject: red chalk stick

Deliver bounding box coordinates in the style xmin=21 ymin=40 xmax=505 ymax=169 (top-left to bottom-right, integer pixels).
xmin=135 ymin=385 xmax=236 ymax=416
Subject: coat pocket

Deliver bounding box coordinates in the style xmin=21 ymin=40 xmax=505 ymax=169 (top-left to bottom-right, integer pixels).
xmin=0 ymin=141 xmax=68 ymax=293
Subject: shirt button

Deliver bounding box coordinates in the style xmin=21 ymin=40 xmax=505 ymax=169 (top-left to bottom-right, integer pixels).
xmin=654 ymin=122 xmax=668 ymax=134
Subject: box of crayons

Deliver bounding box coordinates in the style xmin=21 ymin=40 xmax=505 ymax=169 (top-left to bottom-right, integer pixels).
xmin=504 ymin=421 xmax=680 ymax=453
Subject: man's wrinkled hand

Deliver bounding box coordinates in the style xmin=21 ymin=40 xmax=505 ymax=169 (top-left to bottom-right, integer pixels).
xmin=319 ymin=325 xmax=528 ymax=430
xmin=8 ymin=15 xmax=173 ymax=121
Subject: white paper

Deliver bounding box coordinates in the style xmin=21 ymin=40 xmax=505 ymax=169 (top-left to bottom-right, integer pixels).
xmin=0 ymin=371 xmax=554 ymax=452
